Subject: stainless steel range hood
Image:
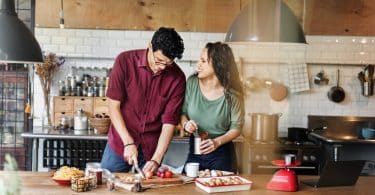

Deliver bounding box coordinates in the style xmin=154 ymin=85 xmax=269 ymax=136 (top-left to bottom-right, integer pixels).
xmin=225 ymin=0 xmax=306 ymax=43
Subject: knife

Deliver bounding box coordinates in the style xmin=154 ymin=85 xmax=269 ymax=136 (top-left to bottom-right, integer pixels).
xmin=134 ymin=161 xmax=146 ymax=179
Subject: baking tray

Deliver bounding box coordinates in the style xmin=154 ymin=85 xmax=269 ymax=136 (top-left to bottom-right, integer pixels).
xmin=195 ymin=176 xmax=252 ymax=193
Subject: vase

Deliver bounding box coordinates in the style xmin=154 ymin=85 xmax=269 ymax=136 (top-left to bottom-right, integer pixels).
xmin=41 ymin=95 xmax=52 ymax=127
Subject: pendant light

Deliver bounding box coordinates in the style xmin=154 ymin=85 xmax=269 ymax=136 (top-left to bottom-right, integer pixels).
xmin=225 ymin=0 xmax=306 ymax=43
xmin=59 ymin=0 xmax=64 ymax=29
xmin=0 ymin=0 xmax=43 ymax=63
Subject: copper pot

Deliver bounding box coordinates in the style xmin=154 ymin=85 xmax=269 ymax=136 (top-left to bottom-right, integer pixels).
xmin=249 ymin=113 xmax=282 ymax=143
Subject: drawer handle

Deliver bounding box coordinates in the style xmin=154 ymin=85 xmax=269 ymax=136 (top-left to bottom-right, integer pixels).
xmin=102 ymin=99 xmax=106 ymax=101
xmin=81 ymin=98 xmax=85 ymax=101
xmin=61 ymin=98 xmax=65 ymax=100
xmin=61 ymin=112 xmax=66 ymax=114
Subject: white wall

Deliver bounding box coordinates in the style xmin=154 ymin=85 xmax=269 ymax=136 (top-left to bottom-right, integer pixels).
xmin=34 ymin=28 xmax=375 ymax=137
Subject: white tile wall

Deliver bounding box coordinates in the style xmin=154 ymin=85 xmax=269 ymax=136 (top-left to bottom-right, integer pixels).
xmin=34 ymin=28 xmax=375 ymax=137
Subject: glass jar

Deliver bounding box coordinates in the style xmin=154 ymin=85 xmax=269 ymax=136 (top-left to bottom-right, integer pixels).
xmin=74 ymin=108 xmax=88 ymax=130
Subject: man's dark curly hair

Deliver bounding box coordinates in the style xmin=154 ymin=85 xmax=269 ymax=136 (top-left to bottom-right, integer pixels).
xmin=151 ymin=27 xmax=184 ymax=60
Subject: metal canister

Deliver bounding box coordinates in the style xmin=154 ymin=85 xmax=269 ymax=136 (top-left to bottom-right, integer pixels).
xmin=71 ymin=77 xmax=77 ymax=88
xmin=93 ymin=86 xmax=99 ymax=97
xmin=65 ymin=87 xmax=72 ymax=96
xmin=87 ymin=87 xmax=94 ymax=97
xmin=82 ymin=86 xmax=87 ymax=96
xmin=71 ymin=88 xmax=77 ymax=96
xmin=194 ymin=133 xmax=201 ymax=155
xmin=58 ymin=80 xmax=66 ymax=96
xmin=76 ymin=86 xmax=82 ymax=96
xmin=65 ymin=76 xmax=71 ymax=88
xmin=99 ymin=87 xmax=105 ymax=97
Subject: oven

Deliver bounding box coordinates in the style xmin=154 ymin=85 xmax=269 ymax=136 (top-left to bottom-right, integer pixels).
xmin=248 ymin=140 xmax=321 ymax=175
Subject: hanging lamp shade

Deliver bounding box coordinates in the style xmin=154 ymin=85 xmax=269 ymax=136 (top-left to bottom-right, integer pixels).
xmin=225 ymin=0 xmax=306 ymax=43
xmin=0 ymin=0 xmax=43 ymax=64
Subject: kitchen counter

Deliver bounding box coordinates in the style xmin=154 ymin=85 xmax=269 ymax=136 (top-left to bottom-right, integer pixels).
xmin=0 ymin=171 xmax=373 ymax=195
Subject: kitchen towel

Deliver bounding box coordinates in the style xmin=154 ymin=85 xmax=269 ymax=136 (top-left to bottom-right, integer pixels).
xmin=284 ymin=63 xmax=310 ymax=93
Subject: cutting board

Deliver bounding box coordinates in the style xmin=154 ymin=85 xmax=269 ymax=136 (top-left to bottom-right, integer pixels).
xmin=115 ymin=173 xmax=184 ymax=185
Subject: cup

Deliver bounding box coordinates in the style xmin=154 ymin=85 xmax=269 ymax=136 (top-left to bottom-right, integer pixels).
xmin=185 ymin=162 xmax=199 ymax=177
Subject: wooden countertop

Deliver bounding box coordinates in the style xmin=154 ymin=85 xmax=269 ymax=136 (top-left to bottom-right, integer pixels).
xmin=1 ymin=171 xmax=374 ymax=195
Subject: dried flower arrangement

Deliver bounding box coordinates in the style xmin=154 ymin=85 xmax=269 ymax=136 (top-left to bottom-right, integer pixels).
xmin=35 ymin=52 xmax=65 ymax=126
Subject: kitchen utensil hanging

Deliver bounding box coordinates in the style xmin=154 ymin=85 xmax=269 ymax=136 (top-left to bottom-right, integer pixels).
xmin=264 ymin=80 xmax=288 ymax=101
xmin=244 ymin=76 xmax=263 ymax=91
xmin=358 ymin=64 xmax=374 ymax=97
xmin=314 ymin=70 xmax=329 ymax=85
xmin=327 ymin=69 xmax=345 ymax=103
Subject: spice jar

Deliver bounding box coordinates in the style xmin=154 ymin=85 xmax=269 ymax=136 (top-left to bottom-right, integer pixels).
xmin=59 ymin=116 xmax=70 ymax=130
xmin=74 ymin=108 xmax=88 ymax=130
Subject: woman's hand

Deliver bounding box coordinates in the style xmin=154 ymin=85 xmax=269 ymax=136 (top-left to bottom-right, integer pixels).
xmin=199 ymin=139 xmax=221 ymax=154
xmin=183 ymin=120 xmax=198 ymax=134
xmin=123 ymin=144 xmax=138 ymax=165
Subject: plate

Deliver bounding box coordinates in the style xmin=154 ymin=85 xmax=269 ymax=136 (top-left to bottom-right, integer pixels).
xmin=195 ymin=176 xmax=252 ymax=193
xmin=272 ymin=160 xmax=301 ymax=167
xmin=52 ymin=178 xmax=71 ymax=186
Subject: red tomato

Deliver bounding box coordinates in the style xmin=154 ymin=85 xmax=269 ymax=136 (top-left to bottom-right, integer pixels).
xmin=164 ymin=170 xmax=173 ymax=178
xmin=145 ymin=171 xmax=153 ymax=179
xmin=159 ymin=172 xmax=165 ymax=178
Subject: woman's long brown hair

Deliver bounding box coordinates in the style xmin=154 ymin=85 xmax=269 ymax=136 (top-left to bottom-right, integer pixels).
xmin=205 ymin=42 xmax=244 ymax=105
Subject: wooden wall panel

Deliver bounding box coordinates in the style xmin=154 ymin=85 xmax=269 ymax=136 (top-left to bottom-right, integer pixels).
xmin=35 ymin=0 xmax=241 ymax=32
xmin=304 ymin=0 xmax=375 ymax=36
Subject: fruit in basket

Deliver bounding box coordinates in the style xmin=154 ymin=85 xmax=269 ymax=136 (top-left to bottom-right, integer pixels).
xmin=94 ymin=113 xmax=110 ymax=118
xmin=89 ymin=114 xmax=111 ymax=134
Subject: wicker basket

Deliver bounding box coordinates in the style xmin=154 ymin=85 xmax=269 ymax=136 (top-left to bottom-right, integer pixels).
xmin=89 ymin=117 xmax=111 ymax=134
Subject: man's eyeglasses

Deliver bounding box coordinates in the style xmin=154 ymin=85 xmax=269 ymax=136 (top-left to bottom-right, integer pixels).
xmin=151 ymin=50 xmax=174 ymax=67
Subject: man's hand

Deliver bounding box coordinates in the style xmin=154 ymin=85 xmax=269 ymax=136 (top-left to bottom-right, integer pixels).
xmin=123 ymin=144 xmax=138 ymax=165
xmin=142 ymin=160 xmax=159 ymax=173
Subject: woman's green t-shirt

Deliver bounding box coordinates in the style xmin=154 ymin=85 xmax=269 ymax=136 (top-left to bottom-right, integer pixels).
xmin=182 ymin=75 xmax=244 ymax=138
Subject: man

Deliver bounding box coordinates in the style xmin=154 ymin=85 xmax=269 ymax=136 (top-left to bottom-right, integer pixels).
xmin=101 ymin=27 xmax=185 ymax=173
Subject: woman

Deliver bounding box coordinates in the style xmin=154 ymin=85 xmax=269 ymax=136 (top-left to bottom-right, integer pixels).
xmin=181 ymin=42 xmax=244 ymax=172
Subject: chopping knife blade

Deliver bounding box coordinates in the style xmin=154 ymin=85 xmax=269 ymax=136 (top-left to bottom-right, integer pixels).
xmin=134 ymin=161 xmax=145 ymax=179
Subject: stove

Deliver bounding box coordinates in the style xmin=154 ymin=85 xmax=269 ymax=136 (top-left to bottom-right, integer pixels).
xmin=308 ymin=115 xmax=375 ymax=176
xmin=248 ymin=138 xmax=321 ymax=175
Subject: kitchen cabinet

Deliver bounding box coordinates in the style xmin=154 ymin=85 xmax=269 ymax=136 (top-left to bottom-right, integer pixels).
xmin=53 ymin=96 xmax=108 ymax=126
